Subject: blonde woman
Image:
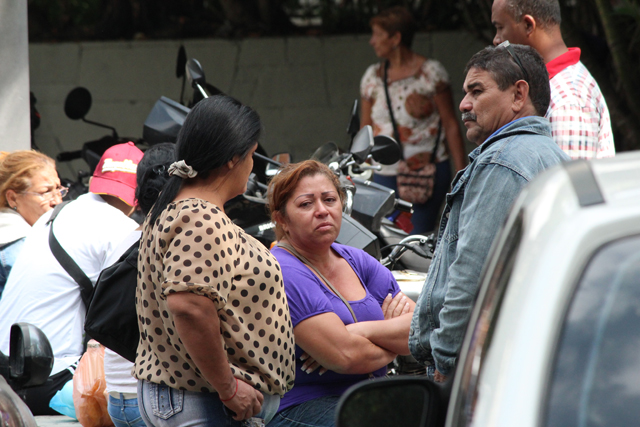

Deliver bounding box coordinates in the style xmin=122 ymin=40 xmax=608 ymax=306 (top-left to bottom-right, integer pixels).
xmin=0 ymin=150 xmax=64 ymax=294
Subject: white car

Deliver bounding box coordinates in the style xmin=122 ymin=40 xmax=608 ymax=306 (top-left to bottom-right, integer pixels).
xmin=336 ymin=150 xmax=640 ymax=427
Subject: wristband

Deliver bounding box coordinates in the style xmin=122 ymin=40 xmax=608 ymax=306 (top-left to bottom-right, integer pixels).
xmin=220 ymin=378 xmax=238 ymax=402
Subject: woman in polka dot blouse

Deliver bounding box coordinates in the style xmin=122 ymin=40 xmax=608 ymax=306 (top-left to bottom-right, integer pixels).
xmin=267 ymin=160 xmax=416 ymax=427
xmin=135 ymin=96 xmax=295 ymax=426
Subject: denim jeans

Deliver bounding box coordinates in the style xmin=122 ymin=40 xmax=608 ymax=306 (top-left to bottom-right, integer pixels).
xmin=373 ymin=160 xmax=451 ymax=235
xmin=108 ymin=394 xmax=146 ymax=427
xmin=267 ymin=395 xmax=339 ymax=427
xmin=138 ymin=380 xmax=280 ymax=427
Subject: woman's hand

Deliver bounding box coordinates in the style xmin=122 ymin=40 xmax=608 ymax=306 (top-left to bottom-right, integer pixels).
xmin=381 ymin=292 xmax=411 ymax=319
xmin=434 ymin=369 xmax=447 ymax=383
xmin=300 ymin=352 xmax=328 ymax=375
xmin=222 ymin=379 xmax=264 ymax=421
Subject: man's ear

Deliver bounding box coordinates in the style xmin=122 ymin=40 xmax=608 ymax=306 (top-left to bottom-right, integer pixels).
xmin=522 ymin=14 xmax=537 ymax=37
xmin=512 ymin=80 xmax=530 ymax=113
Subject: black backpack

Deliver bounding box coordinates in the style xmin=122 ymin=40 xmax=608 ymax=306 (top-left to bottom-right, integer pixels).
xmin=84 ymin=240 xmax=140 ymax=363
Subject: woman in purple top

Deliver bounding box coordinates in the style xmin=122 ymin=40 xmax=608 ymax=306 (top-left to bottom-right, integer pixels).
xmin=267 ymin=160 xmax=416 ymax=427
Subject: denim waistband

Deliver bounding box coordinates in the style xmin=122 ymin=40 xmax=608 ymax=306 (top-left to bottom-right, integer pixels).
xmin=109 ymin=391 xmax=138 ymax=400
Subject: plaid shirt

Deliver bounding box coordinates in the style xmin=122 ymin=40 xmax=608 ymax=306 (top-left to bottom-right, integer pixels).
xmin=546 ymin=48 xmax=615 ymax=159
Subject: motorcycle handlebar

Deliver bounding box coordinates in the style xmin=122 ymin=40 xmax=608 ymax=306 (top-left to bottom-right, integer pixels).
xmin=253 ymin=152 xmax=282 ymax=167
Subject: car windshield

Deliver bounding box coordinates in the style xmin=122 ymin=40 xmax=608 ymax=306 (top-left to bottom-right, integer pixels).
xmin=545 ymin=234 xmax=640 ymax=427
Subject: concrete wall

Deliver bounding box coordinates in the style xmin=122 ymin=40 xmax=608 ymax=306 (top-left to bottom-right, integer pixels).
xmin=29 ymin=32 xmax=485 ymax=181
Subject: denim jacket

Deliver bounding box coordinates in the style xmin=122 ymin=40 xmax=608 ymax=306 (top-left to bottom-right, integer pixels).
xmin=409 ymin=116 xmax=570 ymax=375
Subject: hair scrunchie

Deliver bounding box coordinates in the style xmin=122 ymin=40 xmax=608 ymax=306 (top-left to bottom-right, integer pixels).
xmin=167 ymin=160 xmax=198 ymax=179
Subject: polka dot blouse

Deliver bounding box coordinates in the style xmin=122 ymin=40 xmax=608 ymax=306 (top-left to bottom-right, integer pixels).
xmin=134 ymin=198 xmax=295 ymax=395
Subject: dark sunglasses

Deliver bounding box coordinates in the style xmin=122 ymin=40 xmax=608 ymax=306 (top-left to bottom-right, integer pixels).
xmin=498 ymin=41 xmax=530 ymax=83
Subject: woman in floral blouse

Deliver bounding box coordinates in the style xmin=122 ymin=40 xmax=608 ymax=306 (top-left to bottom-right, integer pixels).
xmin=360 ymin=6 xmax=466 ymax=234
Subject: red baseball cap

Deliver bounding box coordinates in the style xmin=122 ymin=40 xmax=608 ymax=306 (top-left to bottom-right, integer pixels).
xmin=89 ymin=141 xmax=144 ymax=206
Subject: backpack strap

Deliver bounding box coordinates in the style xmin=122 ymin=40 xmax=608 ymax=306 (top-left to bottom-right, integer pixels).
xmin=47 ymin=201 xmax=93 ymax=310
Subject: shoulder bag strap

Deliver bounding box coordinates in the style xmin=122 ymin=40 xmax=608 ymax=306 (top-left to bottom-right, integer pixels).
xmin=431 ymin=119 xmax=442 ymax=164
xmin=276 ymin=242 xmax=358 ymax=323
xmin=47 ymin=201 xmax=93 ymax=310
xmin=382 ymin=60 xmax=403 ymax=160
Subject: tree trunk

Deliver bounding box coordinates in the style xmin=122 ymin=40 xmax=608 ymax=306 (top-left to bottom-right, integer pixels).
xmin=592 ymin=0 xmax=640 ymax=123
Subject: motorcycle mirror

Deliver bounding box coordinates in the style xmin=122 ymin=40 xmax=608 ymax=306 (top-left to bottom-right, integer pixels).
xmin=336 ymin=376 xmax=447 ymax=427
xmin=371 ymin=135 xmax=401 ymax=165
xmin=64 ymin=87 xmax=92 ymax=120
xmin=350 ymin=125 xmax=374 ymax=164
xmin=8 ymin=323 xmax=53 ymax=389
xmin=346 ymin=99 xmax=360 ymax=142
xmin=176 ymin=45 xmax=187 ymax=79
xmin=265 ymin=153 xmax=291 ymax=177
xmin=186 ymin=58 xmax=207 ymax=89
xmin=311 ymin=142 xmax=340 ymax=165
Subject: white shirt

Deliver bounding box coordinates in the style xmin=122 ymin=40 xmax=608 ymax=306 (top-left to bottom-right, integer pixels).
xmin=102 ymin=229 xmax=141 ymax=394
xmin=0 ymin=193 xmax=137 ymax=375
xmin=0 ymin=208 xmax=31 ymax=246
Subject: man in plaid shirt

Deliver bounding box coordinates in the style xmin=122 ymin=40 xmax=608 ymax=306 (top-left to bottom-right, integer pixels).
xmin=491 ymin=0 xmax=615 ymax=159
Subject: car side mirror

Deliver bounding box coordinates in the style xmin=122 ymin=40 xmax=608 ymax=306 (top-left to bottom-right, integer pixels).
xmin=6 ymin=323 xmax=53 ymax=389
xmin=336 ymin=376 xmax=447 ymax=427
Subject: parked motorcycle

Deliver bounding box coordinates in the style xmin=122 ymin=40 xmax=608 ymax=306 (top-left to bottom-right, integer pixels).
xmin=57 ymin=86 xmax=144 ymax=201
xmin=144 ymin=54 xmax=435 ymax=267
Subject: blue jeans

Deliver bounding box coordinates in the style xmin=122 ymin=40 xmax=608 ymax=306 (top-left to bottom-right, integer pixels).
xmin=108 ymin=393 xmax=146 ymax=427
xmin=138 ymin=380 xmax=280 ymax=427
xmin=373 ymin=160 xmax=452 ymax=235
xmin=267 ymin=395 xmax=339 ymax=427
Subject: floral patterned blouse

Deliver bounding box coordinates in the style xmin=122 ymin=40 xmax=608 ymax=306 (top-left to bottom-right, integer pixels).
xmin=360 ymin=59 xmax=451 ymax=176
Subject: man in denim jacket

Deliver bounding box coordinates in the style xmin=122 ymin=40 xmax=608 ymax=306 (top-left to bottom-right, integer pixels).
xmin=409 ymin=43 xmax=570 ymax=382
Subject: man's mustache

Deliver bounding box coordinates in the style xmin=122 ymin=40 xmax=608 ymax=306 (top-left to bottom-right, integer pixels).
xmin=461 ymin=112 xmax=477 ymax=122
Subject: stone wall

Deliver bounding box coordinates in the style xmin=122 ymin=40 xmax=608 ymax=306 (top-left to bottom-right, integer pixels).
xmin=29 ymin=32 xmax=485 ymax=180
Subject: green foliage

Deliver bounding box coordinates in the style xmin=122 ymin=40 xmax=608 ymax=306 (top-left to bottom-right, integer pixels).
xmin=26 ymin=0 xmax=470 ymax=41
xmin=28 ymin=0 xmax=102 ymax=39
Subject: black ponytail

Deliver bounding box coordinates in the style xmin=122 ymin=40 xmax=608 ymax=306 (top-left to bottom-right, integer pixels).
xmin=149 ymin=95 xmax=261 ymax=224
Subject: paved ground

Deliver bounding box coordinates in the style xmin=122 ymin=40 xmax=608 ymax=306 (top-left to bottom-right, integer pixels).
xmin=35 ymin=416 xmax=81 ymax=427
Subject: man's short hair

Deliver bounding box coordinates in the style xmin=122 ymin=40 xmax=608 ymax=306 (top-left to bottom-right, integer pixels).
xmin=505 ymin=0 xmax=561 ymax=28
xmin=464 ymin=44 xmax=550 ymax=116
